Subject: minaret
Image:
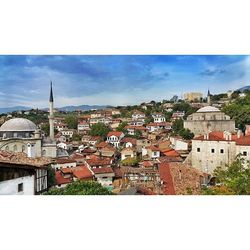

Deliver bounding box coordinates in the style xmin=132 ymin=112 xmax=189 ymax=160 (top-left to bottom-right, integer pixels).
xmin=49 ymin=81 xmax=54 ymax=140
xmin=207 ymin=89 xmax=211 ymax=105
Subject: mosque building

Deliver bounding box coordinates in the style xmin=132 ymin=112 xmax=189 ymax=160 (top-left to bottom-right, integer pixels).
xmin=184 ymin=90 xmax=235 ymax=135
xmin=0 ymin=82 xmax=60 ymax=158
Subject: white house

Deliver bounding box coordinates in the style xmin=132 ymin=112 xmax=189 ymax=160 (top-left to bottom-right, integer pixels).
xmin=106 ymin=131 xmax=125 ymax=148
xmin=152 ymin=113 xmax=166 ymax=123
xmin=0 ymin=151 xmax=51 ymax=195
xmin=132 ymin=111 xmax=146 ymax=121
xmin=57 ymin=142 xmax=73 ymax=151
xmin=191 ymin=130 xmax=250 ymax=175
xmin=77 ymin=121 xmax=90 ymax=134
xmin=142 ymin=145 xmax=161 ymax=159
xmin=121 ymin=147 xmax=137 ymax=161
xmin=55 ymin=122 xmax=68 ymax=132
xmin=146 ymin=122 xmax=172 ymax=133
xmin=61 ymin=129 xmax=75 ymax=138
xmin=51 ymin=158 xmax=77 ymax=170
xmin=170 ymin=137 xmax=189 ymax=151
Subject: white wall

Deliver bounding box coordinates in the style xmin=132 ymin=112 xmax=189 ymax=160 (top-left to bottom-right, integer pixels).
xmin=0 ymin=175 xmax=35 ymax=195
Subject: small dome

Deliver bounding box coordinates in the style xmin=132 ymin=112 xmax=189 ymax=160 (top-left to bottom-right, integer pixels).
xmin=0 ymin=118 xmax=37 ymax=132
xmin=196 ymin=106 xmax=220 ymax=113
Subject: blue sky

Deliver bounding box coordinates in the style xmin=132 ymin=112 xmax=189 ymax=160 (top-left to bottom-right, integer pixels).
xmin=0 ymin=55 xmax=249 ymax=108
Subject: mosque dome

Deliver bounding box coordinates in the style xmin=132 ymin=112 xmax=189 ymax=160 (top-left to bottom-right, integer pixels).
xmin=196 ymin=106 xmax=220 ymax=113
xmin=0 ymin=118 xmax=37 ymax=132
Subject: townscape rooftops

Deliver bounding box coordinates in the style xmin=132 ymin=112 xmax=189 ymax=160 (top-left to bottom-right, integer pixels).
xmin=0 ymin=150 xmax=52 ymax=168
xmin=92 ymin=167 xmax=114 ymax=174
xmin=55 ymin=171 xmax=72 ymax=185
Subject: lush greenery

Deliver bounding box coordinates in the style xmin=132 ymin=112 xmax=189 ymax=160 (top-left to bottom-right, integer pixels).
xmin=47 ymin=165 xmax=56 ymax=188
xmin=116 ymin=121 xmax=128 ymax=132
xmin=121 ymin=157 xmax=139 ymax=166
xmin=203 ymin=156 xmax=250 ymax=195
xmin=223 ymin=91 xmax=250 ymax=130
xmin=65 ymin=115 xmax=78 ymax=129
xmin=45 ymin=180 xmax=113 ymax=195
xmin=90 ymin=123 xmax=111 ymax=139
xmin=171 ymin=119 xmax=194 ymax=140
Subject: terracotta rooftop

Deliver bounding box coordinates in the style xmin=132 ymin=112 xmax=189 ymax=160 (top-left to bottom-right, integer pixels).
xmin=161 ymin=149 xmax=180 ymax=157
xmin=0 ymin=150 xmax=52 ymax=168
xmin=55 ymin=171 xmax=72 ymax=185
xmin=146 ymin=145 xmax=160 ymax=151
xmin=121 ymin=137 xmax=137 ymax=145
xmin=107 ymin=131 xmax=123 ymax=137
xmin=193 ymin=131 xmax=250 ymax=145
xmin=56 ymin=158 xmax=76 ymax=164
xmin=96 ymin=141 xmax=109 ymax=148
xmin=159 ymin=162 xmax=205 ymax=195
xmin=92 ymin=167 xmax=114 ymax=174
xmin=85 ymin=157 xmax=112 ymax=166
xmin=72 ymin=166 xmax=93 ymax=179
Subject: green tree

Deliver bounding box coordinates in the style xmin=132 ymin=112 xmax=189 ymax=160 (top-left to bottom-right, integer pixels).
xmin=44 ymin=180 xmax=113 ymax=195
xmin=41 ymin=123 xmax=50 ymax=135
xmin=71 ymin=133 xmax=82 ymax=141
xmin=47 ymin=165 xmax=56 ymax=188
xmin=90 ymin=123 xmax=111 ymax=139
xmin=172 ymin=119 xmax=184 ymax=134
xmin=65 ymin=115 xmax=78 ymax=129
xmin=121 ymin=157 xmax=139 ymax=166
xmin=117 ymin=121 xmax=128 ymax=132
xmin=203 ymin=156 xmax=250 ymax=195
xmin=179 ymin=128 xmax=194 ymax=140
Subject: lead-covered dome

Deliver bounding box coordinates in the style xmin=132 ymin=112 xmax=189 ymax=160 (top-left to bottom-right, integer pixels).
xmin=196 ymin=106 xmax=220 ymax=113
xmin=0 ymin=118 xmax=37 ymax=132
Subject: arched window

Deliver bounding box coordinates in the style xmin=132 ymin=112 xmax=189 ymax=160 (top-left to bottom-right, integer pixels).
xmin=13 ymin=145 xmax=17 ymax=151
xmin=42 ymin=149 xmax=46 ymax=156
xmin=22 ymin=145 xmax=25 ymax=152
xmin=5 ymin=146 xmax=9 ymax=151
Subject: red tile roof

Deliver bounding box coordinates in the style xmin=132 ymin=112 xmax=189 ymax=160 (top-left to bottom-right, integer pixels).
xmin=161 ymin=149 xmax=180 ymax=157
xmin=85 ymin=157 xmax=112 ymax=167
xmin=142 ymin=161 xmax=154 ymax=168
xmin=159 ymin=162 xmax=176 ymax=195
xmin=193 ymin=131 xmax=250 ymax=144
xmin=107 ymin=131 xmax=123 ymax=137
xmin=96 ymin=141 xmax=109 ymax=148
xmin=55 ymin=171 xmax=72 ymax=185
xmin=72 ymin=166 xmax=93 ymax=179
xmin=92 ymin=167 xmax=114 ymax=174
xmin=146 ymin=145 xmax=160 ymax=151
xmin=121 ymin=137 xmax=137 ymax=145
xmin=235 ymin=136 xmax=250 ymax=146
xmin=56 ymin=159 xmax=76 ymax=164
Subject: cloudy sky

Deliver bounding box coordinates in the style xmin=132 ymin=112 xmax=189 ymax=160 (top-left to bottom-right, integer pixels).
xmin=0 ymin=55 xmax=250 ymax=108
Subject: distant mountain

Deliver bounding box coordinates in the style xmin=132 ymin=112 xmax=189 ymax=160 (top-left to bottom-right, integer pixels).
xmin=0 ymin=104 xmax=112 ymax=114
xmin=0 ymin=106 xmax=31 ymax=114
xmin=237 ymin=85 xmax=250 ymax=92
xmin=57 ymin=105 xmax=110 ymax=112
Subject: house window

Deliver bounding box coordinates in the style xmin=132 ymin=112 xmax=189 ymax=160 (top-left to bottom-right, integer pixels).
xmin=18 ymin=183 xmax=23 ymax=192
xmin=211 ymin=149 xmax=215 ymax=153
xmin=197 ymin=148 xmax=200 ymax=152
xmin=243 ymin=151 xmax=247 ymax=156
xmin=22 ymin=145 xmax=25 ymax=152
xmin=13 ymin=145 xmax=17 ymax=151
xmin=220 ymin=149 xmax=224 ymax=154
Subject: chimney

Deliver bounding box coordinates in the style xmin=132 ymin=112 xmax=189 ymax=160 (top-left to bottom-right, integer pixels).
xmin=27 ymin=143 xmax=36 ymax=158
xmin=237 ymin=129 xmax=242 ymax=139
xmin=245 ymin=125 xmax=250 ymax=136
